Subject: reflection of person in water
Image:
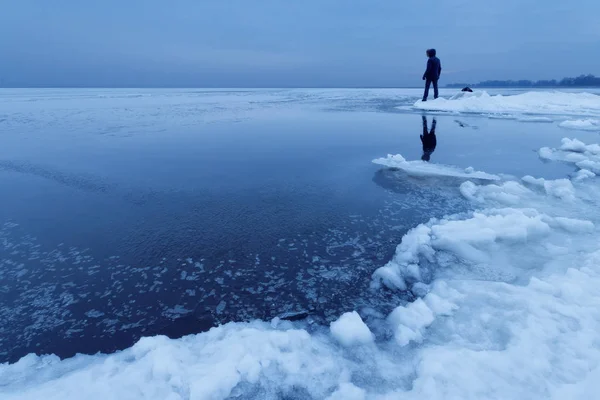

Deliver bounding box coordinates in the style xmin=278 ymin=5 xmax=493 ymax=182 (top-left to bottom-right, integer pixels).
xmin=421 ymin=116 xmax=437 ymax=161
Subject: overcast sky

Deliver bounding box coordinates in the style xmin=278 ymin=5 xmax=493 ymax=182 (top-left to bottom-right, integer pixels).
xmin=1 ymin=0 xmax=599 ymax=87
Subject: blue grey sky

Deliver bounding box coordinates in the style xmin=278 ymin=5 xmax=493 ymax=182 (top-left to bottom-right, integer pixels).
xmin=1 ymin=0 xmax=599 ymax=87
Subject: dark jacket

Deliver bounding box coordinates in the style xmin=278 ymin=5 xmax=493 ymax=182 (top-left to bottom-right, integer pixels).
xmin=421 ymin=132 xmax=437 ymax=152
xmin=423 ymin=56 xmax=442 ymax=81
xmin=420 ymin=132 xmax=436 ymax=161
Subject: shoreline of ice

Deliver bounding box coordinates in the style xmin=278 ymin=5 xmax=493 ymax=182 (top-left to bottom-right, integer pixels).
xmin=3 ymin=135 xmax=600 ymax=399
xmin=412 ymin=91 xmax=600 ymax=123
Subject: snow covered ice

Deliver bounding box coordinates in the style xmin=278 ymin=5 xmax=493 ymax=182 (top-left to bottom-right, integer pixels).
xmin=559 ymin=119 xmax=600 ymax=131
xmin=372 ymin=154 xmax=501 ymax=180
xmin=539 ymin=138 xmax=600 ymax=174
xmin=3 ymin=90 xmax=600 ymax=399
xmin=413 ymin=90 xmax=600 ymax=122
xmin=329 ymin=311 xmax=374 ymax=346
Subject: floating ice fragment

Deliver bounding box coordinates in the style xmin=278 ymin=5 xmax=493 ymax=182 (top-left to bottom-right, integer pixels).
xmin=330 ymin=311 xmax=374 ymax=346
xmin=373 ymin=154 xmax=500 ymax=180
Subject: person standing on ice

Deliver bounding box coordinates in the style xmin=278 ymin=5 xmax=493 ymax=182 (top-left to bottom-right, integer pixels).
xmin=421 ymin=115 xmax=437 ymax=161
xmin=422 ymin=49 xmax=442 ymax=101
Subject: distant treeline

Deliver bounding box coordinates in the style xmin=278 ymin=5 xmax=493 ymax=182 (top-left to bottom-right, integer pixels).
xmin=447 ymin=74 xmax=600 ymax=88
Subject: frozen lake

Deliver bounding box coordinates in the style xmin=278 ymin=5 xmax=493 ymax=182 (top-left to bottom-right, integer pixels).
xmin=2 ymin=88 xmax=600 ymax=399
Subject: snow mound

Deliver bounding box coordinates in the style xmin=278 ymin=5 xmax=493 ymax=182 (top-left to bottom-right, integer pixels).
xmin=449 ymin=91 xmax=488 ymax=101
xmin=460 ymin=180 xmax=533 ymax=205
xmin=539 ymin=138 xmax=600 ymax=174
xmin=0 ymin=322 xmax=356 ymax=399
xmin=559 ymin=119 xmax=600 ymax=131
xmin=560 ymin=137 xmax=600 ymax=154
xmin=387 ymin=285 xmax=459 ymax=346
xmin=370 ymin=207 xmax=581 ymax=291
xmin=405 ymin=249 xmax=600 ymax=400
xmin=413 ymin=91 xmax=600 ymax=119
xmin=330 ymin=312 xmax=374 ymax=346
xmin=573 ymin=169 xmax=596 ymax=182
xmin=372 ymin=154 xmax=500 ymax=180
xmin=522 ymin=176 xmax=576 ymax=201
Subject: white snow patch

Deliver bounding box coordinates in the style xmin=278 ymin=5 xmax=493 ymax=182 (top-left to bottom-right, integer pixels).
xmin=413 ymin=91 xmax=600 ymax=119
xmin=330 ymin=311 xmax=373 ymax=346
xmin=373 ymin=154 xmax=500 ymax=180
xmin=460 ymin=180 xmax=532 ymax=205
xmin=573 ymin=169 xmax=596 ymax=182
xmin=517 ymin=116 xmax=554 ymax=123
xmin=550 ymin=217 xmax=594 ymax=233
xmin=448 ymin=91 xmax=488 ymax=101
xmin=522 ymin=175 xmax=576 ymax=201
xmin=371 ymin=207 xmax=558 ymax=291
xmin=326 ymin=383 xmax=366 ymax=400
xmin=0 ymin=323 xmax=353 ymax=399
xmin=397 ymin=249 xmax=600 ymax=400
xmin=539 ymin=138 xmax=600 ymax=174
xmin=559 ymin=119 xmax=600 ymax=131
xmin=560 ymin=138 xmax=600 ymax=154
xmin=388 ymin=286 xmax=459 ymax=346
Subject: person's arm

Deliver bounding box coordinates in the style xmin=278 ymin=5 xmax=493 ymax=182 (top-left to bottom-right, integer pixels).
xmin=423 ymin=59 xmax=433 ymax=80
xmin=438 ymin=61 xmax=442 ymax=78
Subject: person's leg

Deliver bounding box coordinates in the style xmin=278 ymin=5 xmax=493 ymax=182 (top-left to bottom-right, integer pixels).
xmin=423 ymin=79 xmax=431 ymax=101
xmin=431 ymin=117 xmax=437 ymax=134
xmin=433 ymin=79 xmax=439 ymax=99
xmin=422 ymin=115 xmax=428 ymax=135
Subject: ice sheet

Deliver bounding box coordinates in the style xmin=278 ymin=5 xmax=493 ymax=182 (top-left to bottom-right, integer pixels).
xmin=539 ymin=138 xmax=600 ymax=174
xmin=413 ymin=90 xmax=600 ymax=119
xmin=372 ymin=154 xmax=501 ymax=180
xmin=3 ymin=135 xmax=600 ymax=399
xmin=0 ymin=88 xmax=415 ymax=136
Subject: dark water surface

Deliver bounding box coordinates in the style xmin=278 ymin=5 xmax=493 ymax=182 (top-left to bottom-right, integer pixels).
xmin=1 ymin=89 xmax=597 ymax=362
